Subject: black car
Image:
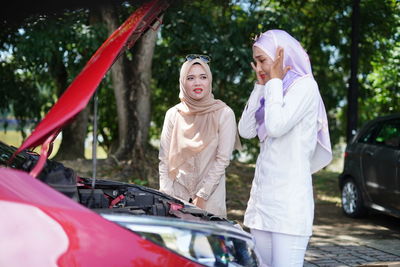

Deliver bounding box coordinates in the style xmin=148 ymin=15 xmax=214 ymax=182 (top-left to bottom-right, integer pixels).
xmin=339 ymin=113 xmax=400 ymax=218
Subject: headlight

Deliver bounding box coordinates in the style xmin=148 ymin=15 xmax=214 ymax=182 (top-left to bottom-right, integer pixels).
xmin=102 ymin=214 xmax=259 ymax=267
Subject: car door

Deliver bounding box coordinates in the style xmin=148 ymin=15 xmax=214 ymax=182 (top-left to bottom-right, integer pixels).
xmin=396 ymin=146 xmax=400 ymax=210
xmin=361 ymin=119 xmax=400 ymax=211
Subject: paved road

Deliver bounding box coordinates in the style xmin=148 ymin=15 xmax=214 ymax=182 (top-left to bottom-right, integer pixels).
xmin=304 ymin=203 xmax=400 ymax=267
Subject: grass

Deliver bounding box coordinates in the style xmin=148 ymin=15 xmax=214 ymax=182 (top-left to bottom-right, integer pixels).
xmin=312 ymin=170 xmax=341 ymax=205
xmin=0 ymin=130 xmax=25 ymax=148
xmin=226 ymin=161 xmax=255 ymax=211
xmin=0 ymin=130 xmax=107 ymax=159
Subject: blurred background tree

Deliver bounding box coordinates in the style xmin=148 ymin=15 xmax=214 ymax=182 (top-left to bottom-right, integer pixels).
xmin=0 ymin=8 xmax=107 ymax=159
xmin=152 ymin=0 xmax=399 ymax=160
xmin=0 ymin=0 xmax=398 ymax=179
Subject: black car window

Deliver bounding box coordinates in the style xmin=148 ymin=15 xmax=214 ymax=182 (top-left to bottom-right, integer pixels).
xmin=373 ymin=120 xmax=400 ymax=148
xmin=358 ymin=123 xmax=380 ymax=144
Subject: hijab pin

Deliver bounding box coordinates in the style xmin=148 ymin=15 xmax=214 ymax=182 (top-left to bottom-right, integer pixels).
xmin=251 ymin=32 xmax=262 ymax=42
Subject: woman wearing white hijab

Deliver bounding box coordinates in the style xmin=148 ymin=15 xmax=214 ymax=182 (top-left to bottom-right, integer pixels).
xmin=238 ymin=30 xmax=332 ymax=266
xmin=159 ymin=55 xmax=240 ymax=218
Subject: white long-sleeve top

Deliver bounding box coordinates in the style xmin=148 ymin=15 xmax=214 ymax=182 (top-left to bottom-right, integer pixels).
xmin=159 ymin=105 xmax=237 ymax=217
xmin=238 ymin=75 xmax=319 ymax=236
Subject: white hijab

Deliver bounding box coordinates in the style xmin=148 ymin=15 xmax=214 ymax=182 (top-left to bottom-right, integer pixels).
xmin=254 ymin=30 xmax=332 ymax=173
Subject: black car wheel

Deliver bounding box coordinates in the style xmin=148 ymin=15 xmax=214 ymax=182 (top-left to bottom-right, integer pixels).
xmin=341 ymin=178 xmax=366 ymax=218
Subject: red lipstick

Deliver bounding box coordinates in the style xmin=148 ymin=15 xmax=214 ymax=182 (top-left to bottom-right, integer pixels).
xmin=193 ymin=88 xmax=203 ymax=94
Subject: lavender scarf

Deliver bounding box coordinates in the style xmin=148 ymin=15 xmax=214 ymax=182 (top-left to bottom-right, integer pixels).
xmin=255 ymin=70 xmax=301 ymax=140
xmin=253 ymin=30 xmax=332 ymax=173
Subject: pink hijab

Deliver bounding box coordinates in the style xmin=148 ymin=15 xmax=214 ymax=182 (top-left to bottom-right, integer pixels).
xmin=254 ymin=29 xmax=332 ymax=173
xmin=168 ymin=59 xmax=227 ymax=178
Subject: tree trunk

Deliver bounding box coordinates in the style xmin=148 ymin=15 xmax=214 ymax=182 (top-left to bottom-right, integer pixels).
xmin=56 ymin=111 xmax=89 ymax=160
xmin=127 ymin=27 xmax=160 ymax=187
xmin=100 ymin=5 xmax=134 ymax=159
xmin=101 ymin=5 xmax=159 ymax=159
xmin=100 ymin=5 xmax=160 ymax=186
xmin=347 ymin=0 xmax=360 ymax=143
xmin=129 ymin=26 xmax=159 ymax=155
xmin=52 ymin=56 xmax=88 ymax=160
xmin=110 ymin=53 xmax=133 ymax=159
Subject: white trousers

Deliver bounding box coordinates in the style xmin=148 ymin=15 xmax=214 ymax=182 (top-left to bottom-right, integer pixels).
xmin=251 ymin=229 xmax=310 ymax=267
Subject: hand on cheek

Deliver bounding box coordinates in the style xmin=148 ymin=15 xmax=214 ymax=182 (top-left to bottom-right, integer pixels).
xmin=270 ymin=47 xmax=291 ymax=80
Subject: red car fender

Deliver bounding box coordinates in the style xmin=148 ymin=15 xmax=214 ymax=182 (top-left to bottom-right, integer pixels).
xmin=0 ymin=168 xmax=201 ymax=267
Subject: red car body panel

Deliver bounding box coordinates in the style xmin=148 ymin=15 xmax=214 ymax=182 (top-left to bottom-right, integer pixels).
xmin=0 ymin=168 xmax=200 ymax=267
xmin=2 ymin=1 xmax=202 ymax=266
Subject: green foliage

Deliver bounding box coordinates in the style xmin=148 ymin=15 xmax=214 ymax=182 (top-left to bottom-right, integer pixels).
xmin=0 ymin=9 xmax=108 ymax=138
xmin=152 ymin=1 xmax=267 ymax=157
xmin=359 ymin=3 xmax=400 ymax=122
xmin=128 ymin=178 xmax=149 ymax=186
xmin=1 ymin=0 xmax=398 ymax=162
xmin=151 ymin=0 xmax=399 ymax=161
xmin=0 ymin=59 xmax=44 ymax=136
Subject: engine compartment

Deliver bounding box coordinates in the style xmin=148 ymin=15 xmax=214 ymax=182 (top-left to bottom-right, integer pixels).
xmin=0 ymin=141 xmax=226 ymax=222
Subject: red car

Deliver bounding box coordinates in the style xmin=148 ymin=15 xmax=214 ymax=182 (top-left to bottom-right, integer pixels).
xmin=0 ymin=1 xmax=260 ymax=266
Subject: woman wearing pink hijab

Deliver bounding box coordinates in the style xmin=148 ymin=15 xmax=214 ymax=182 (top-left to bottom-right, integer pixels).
xmin=238 ymin=30 xmax=332 ymax=266
xmin=159 ymin=55 xmax=240 ymax=218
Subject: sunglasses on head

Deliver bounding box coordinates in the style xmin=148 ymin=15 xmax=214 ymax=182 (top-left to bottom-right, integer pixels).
xmin=185 ymin=54 xmax=211 ymax=64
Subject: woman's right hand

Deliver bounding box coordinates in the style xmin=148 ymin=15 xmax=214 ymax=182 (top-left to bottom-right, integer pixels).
xmin=193 ymin=196 xmax=206 ymax=209
xmin=270 ymin=47 xmax=291 ymax=80
xmin=251 ymin=62 xmax=267 ymax=85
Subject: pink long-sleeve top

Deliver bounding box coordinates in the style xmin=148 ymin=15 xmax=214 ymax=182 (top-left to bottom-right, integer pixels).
xmin=159 ymin=105 xmax=237 ymax=217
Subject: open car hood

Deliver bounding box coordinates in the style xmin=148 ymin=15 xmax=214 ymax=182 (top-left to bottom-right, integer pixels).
xmin=14 ymin=0 xmax=169 ymax=156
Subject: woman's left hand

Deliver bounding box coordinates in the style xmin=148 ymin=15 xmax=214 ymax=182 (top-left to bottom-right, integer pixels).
xmin=193 ymin=196 xmax=206 ymax=209
xmin=270 ymin=47 xmax=291 ymax=80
